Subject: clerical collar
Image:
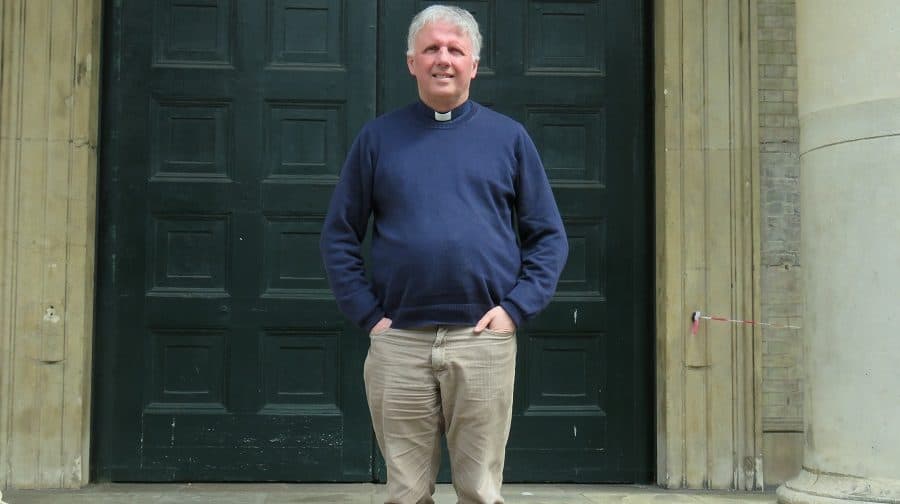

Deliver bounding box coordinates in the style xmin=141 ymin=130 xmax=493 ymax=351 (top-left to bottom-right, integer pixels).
xmin=416 ymin=100 xmax=473 ymax=124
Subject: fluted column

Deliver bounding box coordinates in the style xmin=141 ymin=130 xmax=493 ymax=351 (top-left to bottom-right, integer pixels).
xmin=777 ymin=1 xmax=900 ymax=502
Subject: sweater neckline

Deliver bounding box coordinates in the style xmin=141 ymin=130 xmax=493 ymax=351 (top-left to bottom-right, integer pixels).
xmin=413 ymin=100 xmax=476 ymax=127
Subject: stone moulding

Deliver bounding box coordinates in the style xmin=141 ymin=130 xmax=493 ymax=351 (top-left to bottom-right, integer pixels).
xmin=653 ymin=0 xmax=763 ymax=490
xmin=0 ymin=0 xmax=102 ymax=489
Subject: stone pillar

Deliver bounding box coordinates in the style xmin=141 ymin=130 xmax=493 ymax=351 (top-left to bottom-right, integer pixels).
xmin=654 ymin=0 xmax=762 ymax=489
xmin=0 ymin=0 xmax=102 ymax=489
xmin=777 ymin=1 xmax=900 ymax=502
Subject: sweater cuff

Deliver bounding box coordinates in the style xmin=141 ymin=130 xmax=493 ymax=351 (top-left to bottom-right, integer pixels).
xmin=499 ymin=300 xmax=525 ymax=329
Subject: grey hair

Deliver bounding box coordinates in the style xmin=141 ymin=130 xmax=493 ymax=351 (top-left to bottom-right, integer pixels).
xmin=406 ymin=5 xmax=482 ymax=61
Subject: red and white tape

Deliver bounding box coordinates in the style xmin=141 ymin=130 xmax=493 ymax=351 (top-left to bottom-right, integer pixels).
xmin=691 ymin=311 xmax=800 ymax=335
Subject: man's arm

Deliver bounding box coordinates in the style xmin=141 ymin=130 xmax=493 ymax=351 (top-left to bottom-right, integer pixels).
xmin=319 ymin=133 xmax=385 ymax=333
xmin=498 ymin=126 xmax=569 ymax=327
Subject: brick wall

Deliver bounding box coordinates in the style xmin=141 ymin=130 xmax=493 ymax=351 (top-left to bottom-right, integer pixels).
xmin=758 ymin=0 xmax=803 ymax=484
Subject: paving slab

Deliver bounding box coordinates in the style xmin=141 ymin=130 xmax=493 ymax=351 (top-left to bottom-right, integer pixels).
xmin=1 ymin=484 xmax=775 ymax=504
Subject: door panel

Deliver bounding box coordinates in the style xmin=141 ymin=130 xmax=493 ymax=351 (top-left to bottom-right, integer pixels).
xmin=95 ymin=0 xmax=376 ymax=481
xmin=380 ymin=0 xmax=652 ymax=483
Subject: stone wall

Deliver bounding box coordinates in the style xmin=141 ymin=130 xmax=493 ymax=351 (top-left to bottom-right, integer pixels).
xmin=757 ymin=0 xmax=803 ymax=486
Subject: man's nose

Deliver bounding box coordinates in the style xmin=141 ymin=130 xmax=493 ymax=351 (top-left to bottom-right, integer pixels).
xmin=435 ymin=47 xmax=451 ymax=64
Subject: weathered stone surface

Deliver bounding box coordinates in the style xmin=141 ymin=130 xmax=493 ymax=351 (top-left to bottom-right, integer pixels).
xmin=0 ymin=0 xmax=102 ymax=489
xmin=654 ymin=0 xmax=760 ymax=490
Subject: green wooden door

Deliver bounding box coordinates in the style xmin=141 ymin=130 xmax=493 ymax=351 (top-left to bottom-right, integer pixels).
xmin=94 ymin=0 xmax=376 ymax=481
xmin=379 ymin=0 xmax=652 ymax=483
xmin=96 ymin=0 xmax=651 ymax=483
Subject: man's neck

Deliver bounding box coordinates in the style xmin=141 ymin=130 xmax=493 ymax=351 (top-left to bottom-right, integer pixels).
xmin=420 ymin=96 xmax=468 ymax=113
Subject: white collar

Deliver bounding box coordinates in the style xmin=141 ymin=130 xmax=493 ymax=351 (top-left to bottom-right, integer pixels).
xmin=434 ymin=110 xmax=452 ymax=122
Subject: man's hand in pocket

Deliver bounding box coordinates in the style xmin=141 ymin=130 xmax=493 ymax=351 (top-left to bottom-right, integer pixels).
xmin=474 ymin=307 xmax=516 ymax=333
xmin=370 ymin=317 xmax=392 ymax=335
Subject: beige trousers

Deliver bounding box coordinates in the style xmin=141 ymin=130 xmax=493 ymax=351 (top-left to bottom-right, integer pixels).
xmin=364 ymin=326 xmax=517 ymax=504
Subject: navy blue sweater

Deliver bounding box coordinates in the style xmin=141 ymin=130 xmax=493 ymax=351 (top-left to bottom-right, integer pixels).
xmin=320 ymin=100 xmax=568 ymax=332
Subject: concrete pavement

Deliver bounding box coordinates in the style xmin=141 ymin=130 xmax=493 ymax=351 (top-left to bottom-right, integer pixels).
xmin=2 ymin=483 xmax=775 ymax=503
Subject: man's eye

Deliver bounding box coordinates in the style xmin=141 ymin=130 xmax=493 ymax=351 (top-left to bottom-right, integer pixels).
xmin=450 ymin=48 xmax=464 ymax=55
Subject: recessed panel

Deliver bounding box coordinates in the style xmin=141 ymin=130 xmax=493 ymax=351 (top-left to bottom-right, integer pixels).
xmin=266 ymin=103 xmax=344 ymax=178
xmin=525 ymin=333 xmax=605 ymax=413
xmin=151 ymin=215 xmax=229 ymax=292
xmin=527 ymin=108 xmax=605 ymax=184
xmin=154 ymin=0 xmax=233 ymax=65
xmin=416 ymin=0 xmax=494 ymax=72
xmin=262 ymin=217 xmax=329 ymax=295
xmin=527 ymin=1 xmax=605 ymax=73
xmin=149 ymin=329 xmax=227 ymax=406
xmin=558 ymin=219 xmax=605 ymax=297
xmin=151 ymin=100 xmax=231 ymax=179
xmin=260 ymin=331 xmax=339 ymax=412
xmin=268 ymin=0 xmax=344 ymax=65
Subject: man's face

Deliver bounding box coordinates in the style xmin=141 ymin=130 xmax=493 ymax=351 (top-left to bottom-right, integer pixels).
xmin=407 ymin=21 xmax=479 ymax=111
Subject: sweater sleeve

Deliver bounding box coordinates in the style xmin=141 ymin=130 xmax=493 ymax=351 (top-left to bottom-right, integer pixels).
xmin=319 ymin=130 xmax=385 ymax=332
xmin=499 ymin=126 xmax=569 ymax=327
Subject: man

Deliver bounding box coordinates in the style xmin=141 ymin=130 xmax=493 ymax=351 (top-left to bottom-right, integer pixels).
xmin=320 ymin=5 xmax=568 ymax=503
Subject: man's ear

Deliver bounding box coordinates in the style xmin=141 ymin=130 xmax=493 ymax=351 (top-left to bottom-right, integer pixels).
xmin=471 ymin=59 xmax=479 ymax=80
xmin=407 ymin=56 xmax=416 ymax=76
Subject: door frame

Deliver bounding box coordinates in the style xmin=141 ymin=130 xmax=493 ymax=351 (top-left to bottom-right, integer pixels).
xmin=652 ymin=0 xmax=763 ymax=490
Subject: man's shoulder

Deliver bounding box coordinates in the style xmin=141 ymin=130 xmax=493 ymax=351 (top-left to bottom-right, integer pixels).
xmin=348 ymin=103 xmax=419 ymax=149
xmin=471 ymin=102 xmax=517 ymax=124
xmin=365 ymin=103 xmax=419 ymax=130
xmin=470 ymin=103 xmax=530 ymax=141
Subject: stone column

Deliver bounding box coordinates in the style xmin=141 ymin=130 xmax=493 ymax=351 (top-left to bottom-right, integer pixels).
xmin=777 ymin=1 xmax=900 ymax=502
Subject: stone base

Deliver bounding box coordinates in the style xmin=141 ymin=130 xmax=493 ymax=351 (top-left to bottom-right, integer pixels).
xmin=778 ymin=468 xmax=900 ymax=504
